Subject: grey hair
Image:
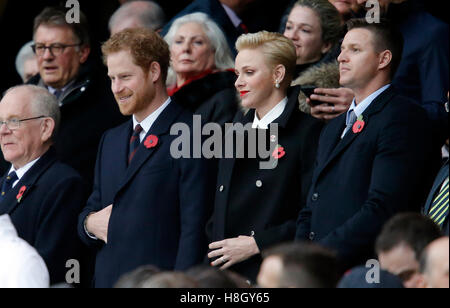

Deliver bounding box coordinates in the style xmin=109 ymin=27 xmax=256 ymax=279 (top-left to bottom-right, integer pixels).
xmin=4 ymin=85 xmax=60 ymax=140
xmin=108 ymin=0 xmax=166 ymax=33
xmin=15 ymin=41 xmax=36 ymax=82
xmin=164 ymin=12 xmax=234 ymax=86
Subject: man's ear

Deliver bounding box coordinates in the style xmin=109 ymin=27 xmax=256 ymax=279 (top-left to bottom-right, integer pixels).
xmin=40 ymin=117 xmax=55 ymax=143
xmin=78 ymin=45 xmax=91 ymax=64
xmin=378 ymin=50 xmax=392 ymax=71
xmin=149 ymin=61 xmax=162 ymax=83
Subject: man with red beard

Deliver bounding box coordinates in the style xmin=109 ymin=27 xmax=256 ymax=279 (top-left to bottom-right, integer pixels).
xmin=77 ymin=28 xmax=215 ymax=288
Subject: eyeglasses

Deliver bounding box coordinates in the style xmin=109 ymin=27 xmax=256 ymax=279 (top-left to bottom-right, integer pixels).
xmin=31 ymin=43 xmax=82 ymax=56
xmin=0 ymin=116 xmax=47 ymax=130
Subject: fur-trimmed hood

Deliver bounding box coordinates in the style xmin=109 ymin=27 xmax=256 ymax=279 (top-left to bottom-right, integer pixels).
xmin=291 ymin=61 xmax=340 ymax=114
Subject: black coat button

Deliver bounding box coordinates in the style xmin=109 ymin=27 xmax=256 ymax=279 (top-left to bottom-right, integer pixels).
xmin=311 ymin=193 xmax=319 ymax=201
xmin=309 ymin=232 xmax=315 ymax=241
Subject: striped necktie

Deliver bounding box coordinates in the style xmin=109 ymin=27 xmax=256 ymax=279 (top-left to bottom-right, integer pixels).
xmin=428 ymin=176 xmax=449 ymax=228
xmin=128 ymin=124 xmax=143 ymax=164
xmin=0 ymin=171 xmax=18 ymax=202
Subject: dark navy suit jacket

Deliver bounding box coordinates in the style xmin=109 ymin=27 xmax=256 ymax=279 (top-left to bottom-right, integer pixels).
xmin=78 ymin=101 xmax=215 ymax=288
xmin=295 ymin=86 xmax=437 ymax=271
xmin=422 ymin=159 xmax=449 ymax=236
xmin=0 ymin=148 xmax=87 ymax=284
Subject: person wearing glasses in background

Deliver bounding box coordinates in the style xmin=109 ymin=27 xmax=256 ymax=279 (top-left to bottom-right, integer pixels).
xmin=27 ymin=6 xmax=127 ymax=191
xmin=0 ymin=85 xmax=87 ymax=286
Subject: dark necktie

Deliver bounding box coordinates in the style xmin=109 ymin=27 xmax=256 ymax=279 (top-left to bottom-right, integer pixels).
xmin=128 ymin=124 xmax=143 ymax=164
xmin=0 ymin=171 xmax=18 ymax=202
xmin=429 ymin=177 xmax=449 ymax=228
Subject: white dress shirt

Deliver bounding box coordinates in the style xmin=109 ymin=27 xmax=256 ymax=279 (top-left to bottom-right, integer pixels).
xmin=252 ymin=97 xmax=288 ymax=129
xmin=8 ymin=157 xmax=40 ymax=188
xmin=0 ymin=214 xmax=49 ymax=288
xmin=132 ymin=97 xmax=172 ymax=142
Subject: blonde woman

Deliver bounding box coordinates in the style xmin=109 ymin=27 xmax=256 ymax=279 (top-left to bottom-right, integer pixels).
xmin=207 ymin=31 xmax=323 ymax=282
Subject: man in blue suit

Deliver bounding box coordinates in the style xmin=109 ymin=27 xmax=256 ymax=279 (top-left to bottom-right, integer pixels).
xmin=78 ymin=28 xmax=215 ymax=288
xmin=0 ymin=85 xmax=87 ymax=285
xmin=295 ymin=19 xmax=436 ymax=271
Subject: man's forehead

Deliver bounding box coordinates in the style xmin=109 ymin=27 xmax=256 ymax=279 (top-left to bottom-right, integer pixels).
xmin=343 ymin=28 xmax=374 ymax=45
xmin=34 ymin=24 xmax=77 ymax=42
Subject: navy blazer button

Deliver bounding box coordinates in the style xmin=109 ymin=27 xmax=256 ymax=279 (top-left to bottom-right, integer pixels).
xmin=219 ymin=185 xmax=224 ymax=192
xmin=312 ymin=193 xmax=319 ymax=201
xmin=256 ymin=180 xmax=262 ymax=187
xmin=309 ymin=232 xmax=315 ymax=240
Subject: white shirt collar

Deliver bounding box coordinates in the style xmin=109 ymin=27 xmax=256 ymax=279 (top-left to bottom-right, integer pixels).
xmin=346 ymin=84 xmax=391 ymax=124
xmin=132 ymin=97 xmax=171 ymax=142
xmin=0 ymin=215 xmax=17 ymax=239
xmin=252 ymin=97 xmax=288 ymax=129
xmin=221 ymin=3 xmax=242 ymax=28
xmin=8 ymin=157 xmax=41 ymax=188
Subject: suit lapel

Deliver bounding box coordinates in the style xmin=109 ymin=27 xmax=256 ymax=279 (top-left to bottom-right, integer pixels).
xmin=0 ymin=148 xmax=57 ymax=215
xmin=116 ymin=101 xmax=183 ymax=193
xmin=315 ymin=86 xmax=396 ymax=180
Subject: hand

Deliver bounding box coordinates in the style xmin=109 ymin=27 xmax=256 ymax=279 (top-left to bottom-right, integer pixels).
xmin=85 ymin=204 xmax=113 ymax=243
xmin=208 ymin=236 xmax=260 ymax=270
xmin=309 ymin=87 xmax=354 ymax=121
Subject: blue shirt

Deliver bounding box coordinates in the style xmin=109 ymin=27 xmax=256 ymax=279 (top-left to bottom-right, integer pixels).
xmin=341 ymin=84 xmax=391 ymax=138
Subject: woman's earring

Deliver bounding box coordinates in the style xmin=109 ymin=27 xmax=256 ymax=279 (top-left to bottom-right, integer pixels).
xmin=275 ymin=81 xmax=280 ymax=89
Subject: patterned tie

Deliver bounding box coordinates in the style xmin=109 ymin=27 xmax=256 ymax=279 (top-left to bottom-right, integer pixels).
xmin=341 ymin=110 xmax=357 ymax=139
xmin=428 ymin=177 xmax=449 ymax=228
xmin=0 ymin=171 xmax=18 ymax=202
xmin=128 ymin=124 xmax=143 ymax=164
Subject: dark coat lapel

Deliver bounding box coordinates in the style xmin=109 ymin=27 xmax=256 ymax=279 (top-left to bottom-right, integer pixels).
xmin=316 ymin=86 xmax=396 ymax=179
xmin=0 ymin=148 xmax=57 ymax=215
xmin=116 ymin=101 xmax=183 ymax=193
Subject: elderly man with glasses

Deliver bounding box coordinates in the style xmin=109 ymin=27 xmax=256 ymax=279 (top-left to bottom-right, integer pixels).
xmin=0 ymin=85 xmax=88 ymax=286
xmin=27 ymin=6 xmax=127 ymax=191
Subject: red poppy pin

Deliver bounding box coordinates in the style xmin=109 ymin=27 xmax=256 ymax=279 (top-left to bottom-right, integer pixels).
xmin=144 ymin=135 xmax=159 ymax=149
xmin=352 ymin=115 xmax=365 ymax=134
xmin=272 ymin=144 xmax=286 ymax=160
xmin=16 ymin=185 xmax=26 ymax=203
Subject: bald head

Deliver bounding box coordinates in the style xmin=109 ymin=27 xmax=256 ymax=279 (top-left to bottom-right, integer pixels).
xmin=109 ymin=1 xmax=165 ymax=35
xmin=421 ymin=237 xmax=449 ymax=288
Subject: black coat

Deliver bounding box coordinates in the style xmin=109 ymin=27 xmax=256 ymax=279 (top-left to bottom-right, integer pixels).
xmin=78 ymin=102 xmax=216 ymax=288
xmin=170 ymin=70 xmax=238 ymax=129
xmin=28 ymin=63 xmax=128 ymax=191
xmin=0 ymin=148 xmax=88 ymax=285
xmin=295 ymin=86 xmax=438 ymax=271
xmin=207 ymin=86 xmax=323 ymax=281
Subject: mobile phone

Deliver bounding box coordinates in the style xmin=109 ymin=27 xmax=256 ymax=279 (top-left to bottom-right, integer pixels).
xmin=301 ymin=85 xmax=321 ymax=106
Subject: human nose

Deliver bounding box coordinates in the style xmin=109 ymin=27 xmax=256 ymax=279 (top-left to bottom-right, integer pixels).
xmin=0 ymin=122 xmax=11 ymax=134
xmin=337 ymin=49 xmax=347 ymax=63
xmin=235 ymin=74 xmax=244 ymax=89
xmin=111 ymin=79 xmax=123 ymax=94
xmin=42 ymin=46 xmax=55 ymax=59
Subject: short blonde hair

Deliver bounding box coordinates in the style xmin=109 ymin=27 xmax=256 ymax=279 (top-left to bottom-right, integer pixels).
xmin=236 ymin=31 xmax=296 ymax=85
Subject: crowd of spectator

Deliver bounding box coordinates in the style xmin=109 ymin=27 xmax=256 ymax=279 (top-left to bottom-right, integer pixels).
xmin=0 ymin=0 xmax=448 ymax=289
